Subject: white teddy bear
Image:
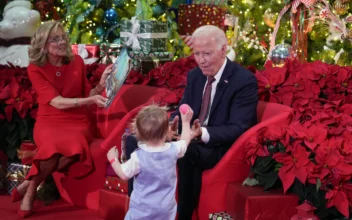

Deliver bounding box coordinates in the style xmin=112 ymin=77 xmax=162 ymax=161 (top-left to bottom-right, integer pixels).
xmin=0 ymin=0 xmax=40 ymax=67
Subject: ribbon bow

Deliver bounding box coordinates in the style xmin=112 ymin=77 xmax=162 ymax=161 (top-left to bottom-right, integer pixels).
xmin=120 ymin=16 xmax=168 ymax=51
xmin=269 ymin=0 xmax=317 ymax=53
xmin=77 ymin=44 xmax=99 ymax=64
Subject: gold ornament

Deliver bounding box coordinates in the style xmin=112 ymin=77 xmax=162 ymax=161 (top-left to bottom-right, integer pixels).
xmin=82 ymin=2 xmax=89 ymax=10
xmin=91 ymin=8 xmax=104 ymax=23
xmin=333 ymin=0 xmax=349 ymax=15
xmin=80 ymin=32 xmax=92 ymax=44
xmin=309 ymin=30 xmax=317 ymax=41
xmin=263 ymin=8 xmax=277 ymax=28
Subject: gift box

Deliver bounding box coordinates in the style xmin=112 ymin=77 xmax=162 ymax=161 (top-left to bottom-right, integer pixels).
xmin=128 ymin=50 xmax=173 ymax=74
xmin=99 ymin=43 xmax=122 ymax=64
xmin=226 ymin=183 xmax=299 ymax=220
xmin=120 ymin=17 xmax=168 ymax=52
xmin=99 ymin=189 xmax=129 ymax=220
xmin=71 ymin=44 xmax=100 ymax=64
xmin=17 ymin=140 xmax=37 ymax=165
xmin=104 ymin=175 xmax=128 ymax=194
xmin=178 ymin=4 xmax=226 ymax=36
xmin=209 ymin=212 xmax=233 ymax=220
xmin=5 ymin=163 xmax=31 ymax=194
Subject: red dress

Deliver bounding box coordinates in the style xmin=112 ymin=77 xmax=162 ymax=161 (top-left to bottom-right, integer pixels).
xmin=27 ymin=55 xmax=93 ymax=179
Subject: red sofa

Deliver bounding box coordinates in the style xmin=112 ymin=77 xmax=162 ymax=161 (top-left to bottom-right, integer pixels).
xmin=196 ymin=101 xmax=294 ymax=220
xmin=52 ymin=84 xmax=167 ymax=210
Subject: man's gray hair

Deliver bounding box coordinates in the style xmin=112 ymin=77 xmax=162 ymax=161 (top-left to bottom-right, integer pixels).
xmin=192 ymin=25 xmax=227 ymax=49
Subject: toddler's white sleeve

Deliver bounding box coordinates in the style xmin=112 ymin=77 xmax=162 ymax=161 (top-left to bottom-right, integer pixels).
xmin=120 ymin=152 xmax=140 ymax=178
xmin=174 ymin=140 xmax=187 ymax=158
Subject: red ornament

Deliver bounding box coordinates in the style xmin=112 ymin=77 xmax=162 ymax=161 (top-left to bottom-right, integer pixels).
xmin=291 ymin=201 xmax=320 ymax=220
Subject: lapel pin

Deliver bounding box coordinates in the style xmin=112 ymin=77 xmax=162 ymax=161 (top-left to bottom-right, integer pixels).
xmin=224 ymin=80 xmax=228 ymax=83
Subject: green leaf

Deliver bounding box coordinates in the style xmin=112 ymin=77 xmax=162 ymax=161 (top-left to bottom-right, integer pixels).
xmin=316 ymin=178 xmax=321 ymax=192
xmin=19 ymin=119 xmax=28 ymax=140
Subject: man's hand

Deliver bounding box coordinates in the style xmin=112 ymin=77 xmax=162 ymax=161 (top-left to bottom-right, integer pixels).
xmin=166 ymin=116 xmax=180 ymax=141
xmin=191 ymin=119 xmax=202 ymax=140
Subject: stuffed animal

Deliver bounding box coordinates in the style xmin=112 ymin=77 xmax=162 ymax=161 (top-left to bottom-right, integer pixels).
xmin=0 ymin=0 xmax=40 ymax=67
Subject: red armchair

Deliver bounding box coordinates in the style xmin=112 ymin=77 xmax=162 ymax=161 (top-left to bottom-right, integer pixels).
xmin=52 ymin=84 xmax=167 ymax=210
xmin=196 ymin=101 xmax=294 ymax=220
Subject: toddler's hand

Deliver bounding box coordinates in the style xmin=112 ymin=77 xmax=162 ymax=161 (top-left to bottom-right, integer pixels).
xmin=107 ymin=146 xmax=119 ymax=161
xmin=180 ymin=104 xmax=193 ymax=123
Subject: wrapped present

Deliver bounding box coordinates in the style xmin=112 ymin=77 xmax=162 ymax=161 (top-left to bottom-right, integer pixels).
xmin=128 ymin=50 xmax=173 ymax=74
xmin=209 ymin=212 xmax=233 ymax=220
xmin=120 ymin=16 xmax=168 ymax=52
xmin=99 ymin=43 xmax=122 ymax=64
xmin=17 ymin=140 xmax=37 ymax=165
xmin=99 ymin=189 xmax=130 ymax=220
xmin=178 ymin=4 xmax=226 ymax=36
xmin=104 ymin=175 xmax=128 ymax=194
xmin=6 ymin=163 xmax=30 ymax=194
xmin=71 ymin=44 xmax=100 ymax=64
xmin=226 ymin=183 xmax=299 ymax=220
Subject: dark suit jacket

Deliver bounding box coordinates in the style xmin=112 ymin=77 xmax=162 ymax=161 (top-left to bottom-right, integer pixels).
xmin=171 ymin=58 xmax=258 ymax=148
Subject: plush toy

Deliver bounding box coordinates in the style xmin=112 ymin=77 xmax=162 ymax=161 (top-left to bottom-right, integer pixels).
xmin=0 ymin=0 xmax=40 ymax=67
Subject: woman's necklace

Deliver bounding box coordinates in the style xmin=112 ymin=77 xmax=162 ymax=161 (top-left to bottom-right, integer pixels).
xmin=52 ymin=63 xmax=63 ymax=77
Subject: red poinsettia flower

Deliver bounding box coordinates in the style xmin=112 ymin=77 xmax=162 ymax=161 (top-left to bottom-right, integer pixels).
xmin=288 ymin=122 xmax=327 ymax=151
xmin=4 ymin=77 xmax=36 ymax=120
xmin=273 ymin=142 xmax=312 ymax=193
xmin=255 ymin=66 xmax=286 ymax=93
xmin=281 ymin=72 xmax=320 ymax=98
xmin=326 ymin=177 xmax=352 ymax=218
xmin=314 ymin=144 xmax=352 ymax=181
xmin=326 ymin=66 xmax=352 ymax=93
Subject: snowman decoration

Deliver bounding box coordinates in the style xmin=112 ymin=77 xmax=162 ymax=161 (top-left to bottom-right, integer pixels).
xmin=0 ymin=0 xmax=40 ymax=67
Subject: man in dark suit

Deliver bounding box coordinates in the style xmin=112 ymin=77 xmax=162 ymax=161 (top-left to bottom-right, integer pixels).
xmin=170 ymin=25 xmax=258 ymax=219
xmin=125 ymin=25 xmax=258 ymax=219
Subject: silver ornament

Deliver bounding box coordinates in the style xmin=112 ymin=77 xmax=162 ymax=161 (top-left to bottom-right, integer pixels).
xmin=269 ymin=43 xmax=296 ymax=67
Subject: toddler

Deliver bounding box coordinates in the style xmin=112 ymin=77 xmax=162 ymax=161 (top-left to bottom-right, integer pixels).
xmin=107 ymin=104 xmax=193 ymax=220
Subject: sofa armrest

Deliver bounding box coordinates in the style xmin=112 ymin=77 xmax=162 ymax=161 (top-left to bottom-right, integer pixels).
xmin=202 ymin=109 xmax=294 ymax=186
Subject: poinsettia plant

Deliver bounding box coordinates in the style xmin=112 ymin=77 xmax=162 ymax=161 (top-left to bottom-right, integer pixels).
xmin=245 ymin=59 xmax=352 ymax=219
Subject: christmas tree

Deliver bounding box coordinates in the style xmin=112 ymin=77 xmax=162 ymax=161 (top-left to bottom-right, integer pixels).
xmin=1 ymin=0 xmax=352 ymax=68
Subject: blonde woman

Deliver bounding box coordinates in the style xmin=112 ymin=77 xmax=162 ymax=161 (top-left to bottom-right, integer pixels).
xmin=11 ymin=21 xmax=112 ymax=218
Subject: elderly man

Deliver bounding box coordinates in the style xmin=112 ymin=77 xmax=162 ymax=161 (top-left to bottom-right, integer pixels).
xmin=170 ymin=25 xmax=258 ymax=219
xmin=126 ymin=25 xmax=258 ymax=219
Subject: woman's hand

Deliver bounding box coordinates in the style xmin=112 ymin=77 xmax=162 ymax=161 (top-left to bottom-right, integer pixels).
xmin=90 ymin=95 xmax=108 ymax=107
xmin=98 ymin=64 xmax=114 ymax=89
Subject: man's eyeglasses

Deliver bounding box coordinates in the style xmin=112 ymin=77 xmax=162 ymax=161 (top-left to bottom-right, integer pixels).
xmin=47 ymin=34 xmax=68 ymax=44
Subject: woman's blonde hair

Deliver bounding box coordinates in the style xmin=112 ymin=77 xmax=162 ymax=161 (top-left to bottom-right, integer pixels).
xmin=28 ymin=21 xmax=73 ymax=66
xmin=132 ymin=105 xmax=169 ymax=143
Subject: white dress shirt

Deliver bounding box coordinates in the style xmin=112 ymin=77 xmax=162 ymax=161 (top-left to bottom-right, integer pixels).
xmin=200 ymin=58 xmax=227 ymax=143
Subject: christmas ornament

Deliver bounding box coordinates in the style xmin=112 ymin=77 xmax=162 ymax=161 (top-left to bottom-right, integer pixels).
xmin=152 ymin=5 xmax=165 ymax=17
xmin=333 ymin=0 xmax=349 ymax=15
xmin=269 ymin=43 xmax=295 ymax=67
xmin=263 ymin=8 xmax=277 ymax=28
xmin=92 ymin=8 xmax=104 ymax=22
xmin=105 ymin=8 xmax=118 ymax=23
xmin=319 ymin=9 xmax=329 ymax=19
xmin=95 ymin=26 xmax=105 ymax=37
xmin=290 ymin=201 xmax=319 ymax=220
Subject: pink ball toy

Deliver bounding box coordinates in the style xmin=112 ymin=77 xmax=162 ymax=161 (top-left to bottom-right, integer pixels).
xmin=180 ymin=104 xmax=189 ymax=114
